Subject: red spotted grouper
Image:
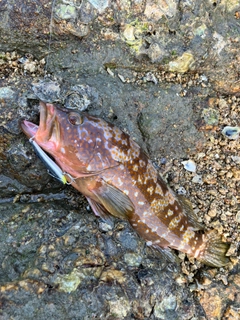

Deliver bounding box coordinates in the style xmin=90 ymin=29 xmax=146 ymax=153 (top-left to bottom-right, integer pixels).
xmin=21 ymin=102 xmax=230 ymax=267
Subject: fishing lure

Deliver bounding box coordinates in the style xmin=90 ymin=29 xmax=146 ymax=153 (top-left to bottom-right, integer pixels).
xmin=29 ymin=136 xmax=75 ymax=184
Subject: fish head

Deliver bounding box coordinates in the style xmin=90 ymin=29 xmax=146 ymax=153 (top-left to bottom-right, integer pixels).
xmin=21 ymin=101 xmax=119 ymax=177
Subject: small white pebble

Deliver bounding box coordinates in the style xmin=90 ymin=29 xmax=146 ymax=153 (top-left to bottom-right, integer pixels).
xmin=192 ymin=174 xmax=203 ymax=184
xmin=231 ymin=156 xmax=240 ymax=164
xmin=222 ymin=126 xmax=240 ymax=140
xmin=181 ymin=160 xmax=196 ymax=172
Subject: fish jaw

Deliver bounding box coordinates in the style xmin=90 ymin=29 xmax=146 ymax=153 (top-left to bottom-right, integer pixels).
xmin=21 ymin=102 xmax=60 ymax=153
xmin=35 ymin=102 xmax=60 ymax=149
xmin=21 ymin=120 xmax=39 ymax=139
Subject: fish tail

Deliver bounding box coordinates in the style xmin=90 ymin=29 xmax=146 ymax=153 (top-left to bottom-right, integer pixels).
xmin=196 ymin=230 xmax=230 ymax=267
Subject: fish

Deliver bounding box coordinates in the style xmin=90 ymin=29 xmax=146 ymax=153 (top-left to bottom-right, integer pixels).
xmin=21 ymin=101 xmax=230 ymax=267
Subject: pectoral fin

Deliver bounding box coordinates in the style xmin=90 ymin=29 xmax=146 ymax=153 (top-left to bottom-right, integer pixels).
xmin=90 ymin=179 xmax=134 ymax=220
xmin=86 ymin=197 xmax=113 ymax=224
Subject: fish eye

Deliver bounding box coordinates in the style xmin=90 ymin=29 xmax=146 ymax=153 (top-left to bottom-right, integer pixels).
xmin=68 ymin=112 xmax=83 ymax=125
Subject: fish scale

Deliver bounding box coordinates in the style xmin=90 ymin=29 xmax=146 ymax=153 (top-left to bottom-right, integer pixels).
xmin=21 ymin=101 xmax=230 ymax=267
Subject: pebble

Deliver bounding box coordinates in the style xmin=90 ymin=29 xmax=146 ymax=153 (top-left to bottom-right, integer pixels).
xmin=88 ymin=0 xmax=109 ymax=12
xmin=222 ymin=126 xmax=240 ymax=139
xmin=0 ymin=87 xmax=16 ymax=99
xmin=192 ymin=174 xmax=203 ymax=184
xmin=181 ymin=159 xmax=196 ymax=172
xmin=169 ymin=52 xmax=194 ymax=73
xmin=236 ymin=211 xmax=240 ymax=223
xmin=231 ymin=155 xmax=240 ymax=164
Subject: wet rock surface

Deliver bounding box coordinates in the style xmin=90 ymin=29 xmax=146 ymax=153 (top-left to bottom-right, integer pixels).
xmin=0 ymin=0 xmax=240 ymax=319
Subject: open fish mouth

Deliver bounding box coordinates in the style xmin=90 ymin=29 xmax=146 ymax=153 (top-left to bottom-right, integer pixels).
xmin=21 ymin=101 xmax=60 ymax=150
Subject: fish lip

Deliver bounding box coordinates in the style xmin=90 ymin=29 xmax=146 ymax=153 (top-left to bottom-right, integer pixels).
xmin=21 ymin=120 xmax=39 ymax=138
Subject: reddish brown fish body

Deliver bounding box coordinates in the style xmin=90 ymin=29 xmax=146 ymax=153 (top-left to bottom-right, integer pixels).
xmin=21 ymin=102 xmax=229 ymax=267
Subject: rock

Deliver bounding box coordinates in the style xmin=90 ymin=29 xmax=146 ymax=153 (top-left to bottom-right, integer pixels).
xmin=137 ymin=86 xmax=204 ymax=158
xmin=144 ymin=0 xmax=177 ymax=20
xmin=169 ymin=52 xmax=195 ymax=73
xmin=182 ymin=159 xmax=197 ymax=172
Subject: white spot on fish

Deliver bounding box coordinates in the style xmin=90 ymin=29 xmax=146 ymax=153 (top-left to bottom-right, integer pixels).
xmin=180 ymin=225 xmax=184 ymax=231
xmin=167 ymin=209 xmax=174 ymax=216
xmin=144 ymin=176 xmax=149 ymax=184
xmin=118 ymin=177 xmax=123 ymax=186
xmin=155 ymin=184 xmax=164 ymax=196
xmin=123 ymin=190 xmax=129 ymax=195
xmin=67 ymin=127 xmax=70 ymax=130
xmin=182 ymin=228 xmax=195 ymax=244
xmin=133 ymin=164 xmax=138 ymax=171
xmin=147 ymin=186 xmax=154 ymax=195
xmin=165 ymin=190 xmax=175 ymax=205
xmin=139 ymin=160 xmax=145 ymax=167
xmin=152 ymin=227 xmax=158 ymax=232
xmin=143 ymin=211 xmax=148 ymax=216
xmin=146 ymin=241 xmax=152 ymax=246
xmin=134 ymin=191 xmax=138 ymax=197
xmin=122 ymin=139 xmax=128 ymax=145
xmin=138 ymin=201 xmax=144 ymax=206
xmin=74 ymin=140 xmax=77 ymax=143
xmin=61 ymin=147 xmax=65 ymax=154
xmin=169 ymin=216 xmax=181 ymax=230
xmin=145 ymin=229 xmax=149 ymax=233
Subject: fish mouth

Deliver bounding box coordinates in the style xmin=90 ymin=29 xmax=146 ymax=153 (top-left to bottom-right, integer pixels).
xmin=21 ymin=101 xmax=60 ymax=150
xmin=21 ymin=120 xmax=39 ymax=138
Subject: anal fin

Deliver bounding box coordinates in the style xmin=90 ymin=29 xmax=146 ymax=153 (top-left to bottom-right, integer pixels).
xmin=177 ymin=194 xmax=204 ymax=230
xmin=152 ymin=245 xmax=180 ymax=265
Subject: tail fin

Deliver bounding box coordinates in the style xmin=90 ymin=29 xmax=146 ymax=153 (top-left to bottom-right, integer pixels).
xmin=197 ymin=230 xmax=230 ymax=267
